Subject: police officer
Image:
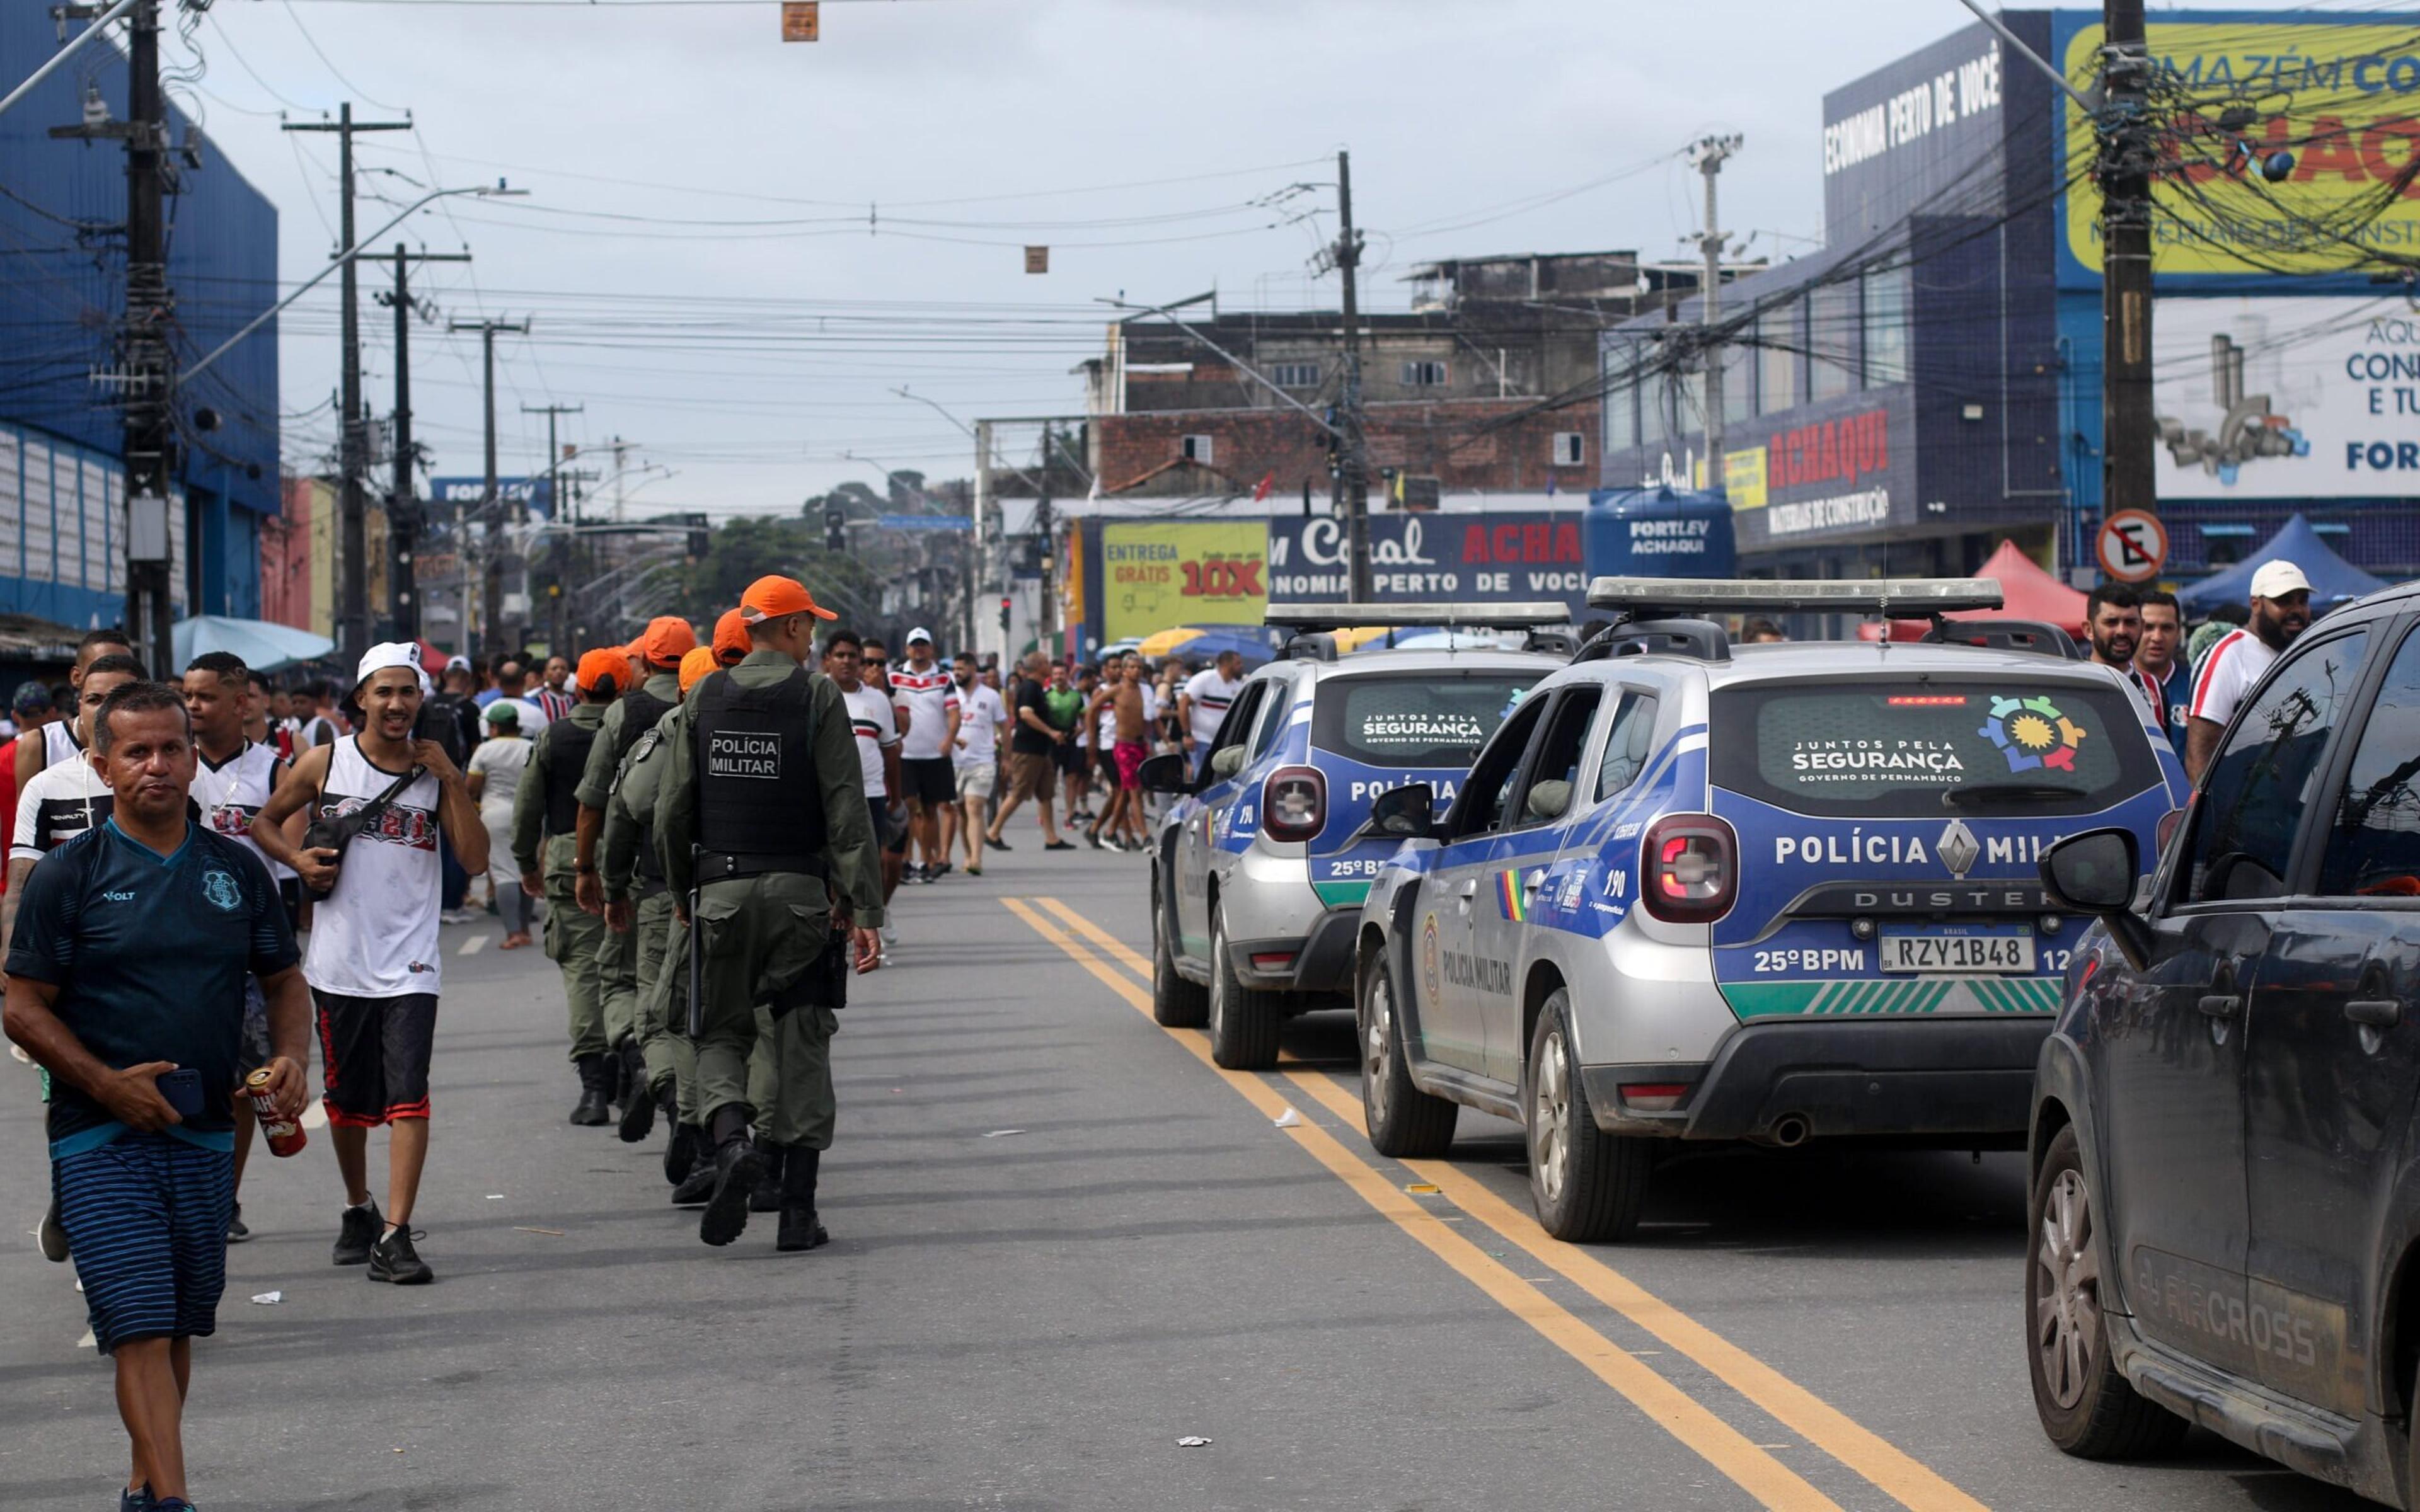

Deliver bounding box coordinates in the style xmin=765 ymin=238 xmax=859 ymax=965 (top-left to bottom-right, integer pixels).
xmin=512 ymin=648 xmax=623 ymax=1125
xmin=573 ymin=616 xmax=696 ymax=1121
xmin=601 ymin=644 xmax=716 ymax=1173
xmin=657 ymin=576 xmax=882 ymax=1252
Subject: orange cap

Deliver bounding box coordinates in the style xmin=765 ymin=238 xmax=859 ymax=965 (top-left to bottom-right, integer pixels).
xmin=678 ymin=644 xmax=718 ymax=692
xmin=712 ymin=607 xmax=752 ymax=662
xmin=632 ymin=615 xmax=698 ymax=667
xmin=575 ymin=648 xmax=628 ymax=695
xmin=739 ymin=574 xmax=838 ymax=624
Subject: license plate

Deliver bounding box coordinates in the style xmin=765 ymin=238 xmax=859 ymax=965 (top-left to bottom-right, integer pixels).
xmin=1879 ymin=929 xmax=2036 ymax=974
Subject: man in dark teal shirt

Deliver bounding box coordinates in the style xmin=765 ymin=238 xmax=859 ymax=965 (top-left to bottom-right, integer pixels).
xmin=3 ymin=680 xmax=309 ymax=1512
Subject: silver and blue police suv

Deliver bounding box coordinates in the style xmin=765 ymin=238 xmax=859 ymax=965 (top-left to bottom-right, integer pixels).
xmin=2029 ymin=578 xmax=2420 ymax=1505
xmin=1350 ymin=577 xmax=2190 ymax=1244
xmin=1141 ymin=607 xmax=1566 ymax=1072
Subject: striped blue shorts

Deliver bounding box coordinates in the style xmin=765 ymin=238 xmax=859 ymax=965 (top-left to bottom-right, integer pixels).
xmin=54 ymin=1134 xmax=234 ymax=1354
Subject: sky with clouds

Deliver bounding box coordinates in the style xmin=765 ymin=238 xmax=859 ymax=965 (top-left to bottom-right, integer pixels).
xmin=157 ymin=0 xmax=2328 ymax=518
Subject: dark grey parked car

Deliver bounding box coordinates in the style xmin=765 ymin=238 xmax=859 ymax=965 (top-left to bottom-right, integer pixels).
xmin=2032 ymin=578 xmax=2420 ymax=1506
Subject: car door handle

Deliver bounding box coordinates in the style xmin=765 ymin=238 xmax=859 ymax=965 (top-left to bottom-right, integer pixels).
xmin=2196 ymin=994 xmax=2242 ymax=1019
xmin=2347 ymin=999 xmax=2403 ymax=1028
xmin=1523 ymin=868 xmax=1547 ymax=893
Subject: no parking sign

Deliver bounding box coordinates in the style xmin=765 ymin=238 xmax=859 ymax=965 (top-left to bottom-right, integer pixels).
xmin=2096 ymin=510 xmax=2169 ymax=584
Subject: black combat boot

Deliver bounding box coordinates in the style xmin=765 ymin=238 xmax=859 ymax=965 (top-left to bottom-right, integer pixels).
xmin=663 ymin=1120 xmax=701 ymax=1186
xmin=618 ymin=1050 xmax=660 ymax=1144
xmin=570 ymin=1055 xmax=612 ymax=1126
xmin=776 ymin=1147 xmax=828 ymax=1252
xmin=750 ymin=1143 xmax=786 ymax=1213
xmin=698 ymin=1110 xmax=766 ymax=1247
xmin=670 ymin=1161 xmax=716 ymax=1206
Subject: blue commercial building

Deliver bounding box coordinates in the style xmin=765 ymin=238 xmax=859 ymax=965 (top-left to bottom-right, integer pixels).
xmin=0 ymin=7 xmax=280 ymax=630
xmin=1601 ymin=9 xmax=2420 ymax=585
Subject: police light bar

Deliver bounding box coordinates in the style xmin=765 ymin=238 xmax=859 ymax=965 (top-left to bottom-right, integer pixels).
xmin=1265 ymin=602 xmax=1571 ymax=630
xmin=1583 ymin=576 xmax=2005 ymax=617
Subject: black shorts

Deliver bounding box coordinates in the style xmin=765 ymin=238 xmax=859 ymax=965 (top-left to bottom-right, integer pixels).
xmin=313 ymin=990 xmax=437 ymax=1128
xmin=1097 ymin=747 xmax=1121 ymax=788
xmin=899 ymin=757 xmax=955 ymax=808
xmin=867 ymin=795 xmax=908 ymax=855
xmin=1053 ymin=742 xmax=1086 ymax=774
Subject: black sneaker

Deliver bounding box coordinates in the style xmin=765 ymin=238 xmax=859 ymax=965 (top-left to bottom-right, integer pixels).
xmin=986 ymin=835 xmax=1012 ymax=852
xmin=226 ymin=1202 xmax=251 ymax=1244
xmin=333 ymin=1200 xmax=382 ymax=1266
xmin=368 ymin=1226 xmax=434 ymax=1285
xmin=1084 ymin=828 xmax=1103 ymax=850
xmin=1044 ymin=839 xmax=1076 ymax=851
xmin=934 ymin=861 xmax=954 ymax=878
xmin=117 ymin=1482 xmax=152 ymax=1511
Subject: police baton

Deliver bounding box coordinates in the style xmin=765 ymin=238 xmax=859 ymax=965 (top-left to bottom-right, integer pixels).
xmin=686 ymin=844 xmax=706 ymax=1041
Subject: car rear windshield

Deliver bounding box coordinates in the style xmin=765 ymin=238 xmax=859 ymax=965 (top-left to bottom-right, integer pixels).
xmin=1709 ymin=678 xmax=2160 ymax=818
xmin=1312 ymin=671 xmax=1540 ymax=769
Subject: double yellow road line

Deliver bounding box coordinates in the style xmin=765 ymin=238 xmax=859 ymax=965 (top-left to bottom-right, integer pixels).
xmin=1003 ymin=895 xmax=1991 ymax=1512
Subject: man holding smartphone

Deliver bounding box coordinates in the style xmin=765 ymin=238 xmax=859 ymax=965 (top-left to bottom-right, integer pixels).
xmin=3 ymin=679 xmax=311 ymax=1512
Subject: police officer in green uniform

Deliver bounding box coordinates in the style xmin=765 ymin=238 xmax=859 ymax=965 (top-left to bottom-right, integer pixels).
xmin=511 ymin=648 xmax=622 ymax=1125
xmin=658 ymin=576 xmax=883 ymax=1251
xmin=573 ymin=617 xmax=696 ymax=1124
xmin=601 ymin=644 xmax=716 ymax=1179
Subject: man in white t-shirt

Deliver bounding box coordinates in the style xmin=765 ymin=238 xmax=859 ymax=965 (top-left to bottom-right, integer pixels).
xmin=947 ymin=652 xmax=1010 ymax=876
xmin=1178 ymin=651 xmax=1247 ymax=777
xmin=1 ymin=655 xmax=143 ymax=956
xmin=824 ymin=631 xmax=907 ymax=918
xmin=888 ymin=627 xmax=959 ymax=882
xmin=2186 ymin=559 xmax=2313 ymax=784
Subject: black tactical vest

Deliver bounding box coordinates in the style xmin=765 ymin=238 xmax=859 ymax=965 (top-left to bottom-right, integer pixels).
xmin=693 ymin=666 xmax=826 ymax=862
xmin=615 ymin=686 xmax=673 ymax=763
xmin=544 ymin=716 xmax=599 ymax=837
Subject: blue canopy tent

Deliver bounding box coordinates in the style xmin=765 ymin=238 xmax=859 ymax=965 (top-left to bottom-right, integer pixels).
xmin=171 ymin=616 xmax=335 ymax=674
xmin=2177 ymin=515 xmax=2390 ymax=614
xmin=1168 ymin=629 xmax=1274 ymax=668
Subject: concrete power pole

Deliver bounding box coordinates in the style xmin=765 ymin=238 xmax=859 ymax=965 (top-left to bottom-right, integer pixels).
xmin=1690 ymin=134 xmax=1743 ymax=497
xmin=2097 ymin=0 xmax=2156 ymax=526
xmin=521 ymin=402 xmax=582 ymax=650
xmin=447 ymin=318 xmax=526 ymax=656
xmin=379 ymin=244 xmax=470 ymax=643
xmin=1333 ymin=149 xmax=1372 ymax=602
xmin=284 ymin=105 xmax=410 ymax=661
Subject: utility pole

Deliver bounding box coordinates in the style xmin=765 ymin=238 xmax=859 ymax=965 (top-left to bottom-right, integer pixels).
xmin=1332 ymin=150 xmax=1371 ymax=602
xmin=447 ymin=317 xmax=526 ymax=656
xmin=377 ymin=243 xmax=471 ymax=643
xmin=284 ymin=105 xmax=410 ymax=660
xmin=1690 ymin=134 xmax=1742 ymax=497
xmin=521 ymin=402 xmax=582 ymax=650
xmin=2096 ymin=0 xmax=2156 ymax=531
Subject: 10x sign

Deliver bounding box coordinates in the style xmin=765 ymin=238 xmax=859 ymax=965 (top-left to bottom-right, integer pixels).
xmin=1183 ymin=559 xmax=1264 ymax=597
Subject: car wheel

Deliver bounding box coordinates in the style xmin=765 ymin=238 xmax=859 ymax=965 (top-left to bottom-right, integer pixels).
xmin=2027 ymin=1122 xmax=2186 ymax=1458
xmin=1150 ymin=876 xmax=1207 ymax=1029
xmin=1206 ymin=903 xmax=1280 ymax=1070
xmin=1524 ymin=988 xmax=1650 ymax=1242
xmin=1359 ymin=946 xmax=1456 ymax=1158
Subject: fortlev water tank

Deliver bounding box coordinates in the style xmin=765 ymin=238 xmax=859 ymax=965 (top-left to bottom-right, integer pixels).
xmin=1583 ymin=486 xmax=1736 ymax=580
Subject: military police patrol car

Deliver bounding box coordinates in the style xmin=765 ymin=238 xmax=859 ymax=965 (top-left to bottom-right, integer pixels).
xmin=1349 ymin=577 xmax=2192 ymax=1242
xmin=1143 ymin=606 xmax=1567 ymax=1072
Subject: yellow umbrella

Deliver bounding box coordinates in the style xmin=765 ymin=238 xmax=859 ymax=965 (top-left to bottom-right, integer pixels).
xmin=1136 ymin=626 xmax=1207 ymax=659
xmin=1325 ymin=625 xmax=1401 ymax=653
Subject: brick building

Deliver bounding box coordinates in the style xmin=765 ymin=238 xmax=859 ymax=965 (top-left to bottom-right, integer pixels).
xmin=1078 ymin=252 xmax=1738 ymax=503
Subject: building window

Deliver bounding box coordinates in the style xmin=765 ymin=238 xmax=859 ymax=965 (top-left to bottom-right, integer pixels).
xmin=1180 ymin=434 xmax=1214 ymax=465
xmin=1604 ymin=376 xmax=1635 ymax=454
xmin=1862 ymin=263 xmax=1911 ymax=387
xmin=1719 ymin=341 xmax=1754 ymax=430
xmin=1810 ymin=279 xmax=1859 ymax=403
xmin=1400 ymin=360 xmax=1449 ymax=387
xmin=1757 ymin=304 xmax=1799 ymax=415
xmin=1552 ymin=433 xmax=1586 ymax=467
xmin=1640 ymin=372 xmax=1678 ymax=456
xmin=1269 ymin=362 xmax=1320 ymax=389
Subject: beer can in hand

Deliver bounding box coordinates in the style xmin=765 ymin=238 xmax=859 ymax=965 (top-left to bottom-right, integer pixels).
xmin=243 ymin=1067 xmax=308 ymax=1157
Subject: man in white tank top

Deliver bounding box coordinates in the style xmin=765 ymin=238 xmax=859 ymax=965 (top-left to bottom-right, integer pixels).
xmin=253 ymin=644 xmax=487 ymax=1286
xmin=12 ymin=627 xmax=132 ymax=802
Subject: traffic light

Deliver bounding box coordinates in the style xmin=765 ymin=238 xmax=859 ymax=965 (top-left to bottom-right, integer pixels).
xmin=824 ymin=506 xmax=846 ymax=552
xmin=685 ymin=512 xmax=710 ymax=559
xmin=999 ymin=595 xmax=1012 ymax=633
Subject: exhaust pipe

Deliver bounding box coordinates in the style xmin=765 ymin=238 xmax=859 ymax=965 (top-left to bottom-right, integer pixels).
xmin=1767 ymin=1113 xmax=1811 ymax=1149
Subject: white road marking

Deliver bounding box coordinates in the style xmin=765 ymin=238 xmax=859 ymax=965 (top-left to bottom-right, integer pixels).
xmin=459 ymin=934 xmax=488 ymax=956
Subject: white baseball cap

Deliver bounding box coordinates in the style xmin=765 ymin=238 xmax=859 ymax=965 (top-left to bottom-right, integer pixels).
xmin=905 ymin=626 xmax=934 ymax=646
xmin=2249 ymin=560 xmax=2312 ymax=600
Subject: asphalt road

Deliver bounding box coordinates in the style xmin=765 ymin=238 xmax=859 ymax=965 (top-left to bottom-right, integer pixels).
xmin=0 ymin=839 xmax=2382 ymax=1511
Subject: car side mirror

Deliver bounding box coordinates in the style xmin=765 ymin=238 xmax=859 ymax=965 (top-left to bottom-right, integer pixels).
xmin=1525 ymin=779 xmax=1572 ymax=822
xmin=1210 ymin=745 xmax=1248 ymax=781
xmin=1369 ymin=782 xmax=1438 ymax=840
xmin=2039 ymin=827 xmax=2153 ymax=970
xmin=1136 ymin=752 xmax=1194 ymax=794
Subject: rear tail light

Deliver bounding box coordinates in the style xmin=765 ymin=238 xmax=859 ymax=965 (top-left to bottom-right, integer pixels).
xmin=1262 ymin=765 xmax=1327 ymax=843
xmin=1620 ymin=1082 xmax=1691 ymax=1113
xmin=1250 ymin=950 xmax=1299 ymax=971
xmin=1642 ymin=813 xmax=1738 ymax=923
